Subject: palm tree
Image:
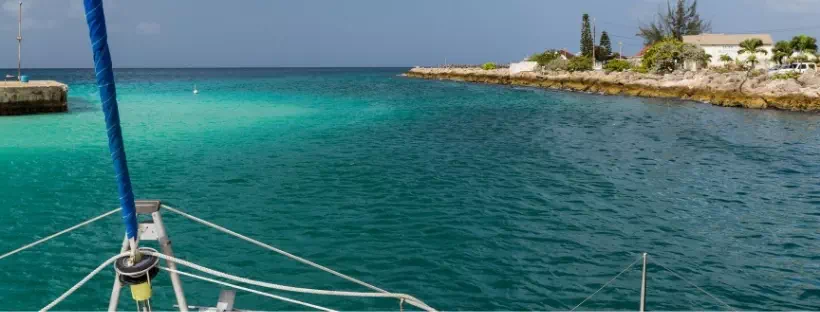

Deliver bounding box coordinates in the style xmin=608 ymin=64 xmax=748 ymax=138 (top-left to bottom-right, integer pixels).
xmin=744 ymin=55 xmax=758 ymax=69
xmin=791 ymin=35 xmax=818 ymax=55
xmin=719 ymin=54 xmax=732 ymax=67
xmin=771 ymin=40 xmax=794 ymax=65
xmin=738 ymin=38 xmax=768 ymax=68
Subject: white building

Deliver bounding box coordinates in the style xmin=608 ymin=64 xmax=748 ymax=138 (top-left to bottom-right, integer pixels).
xmin=509 ymin=61 xmax=538 ymax=75
xmin=683 ymin=33 xmax=774 ymax=69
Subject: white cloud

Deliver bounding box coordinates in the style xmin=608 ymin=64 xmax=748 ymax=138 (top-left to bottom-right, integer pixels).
xmin=136 ymin=21 xmax=160 ymax=35
xmin=765 ymin=0 xmax=820 ymax=13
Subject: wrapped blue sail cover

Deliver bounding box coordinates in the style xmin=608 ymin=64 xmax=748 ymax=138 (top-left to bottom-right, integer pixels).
xmin=83 ymin=0 xmax=138 ymax=240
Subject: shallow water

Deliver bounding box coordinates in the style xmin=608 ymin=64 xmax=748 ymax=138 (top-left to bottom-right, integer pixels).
xmin=1 ymin=68 xmax=818 ymax=310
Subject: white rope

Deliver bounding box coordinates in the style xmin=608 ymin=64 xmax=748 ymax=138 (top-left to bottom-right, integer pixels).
xmin=570 ymin=255 xmax=642 ymax=311
xmin=159 ymin=266 xmax=337 ymax=312
xmin=41 ymin=252 xmax=128 ymax=312
xmin=0 ymin=208 xmax=119 ymax=261
xmin=43 ymin=250 xmax=435 ymax=312
xmin=161 ymin=205 xmax=436 ymax=311
xmin=141 ymin=250 xmax=434 ymax=310
xmin=653 ymin=259 xmax=735 ymax=311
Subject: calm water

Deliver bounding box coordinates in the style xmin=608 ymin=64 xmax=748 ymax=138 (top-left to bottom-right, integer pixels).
xmin=1 ymin=68 xmax=819 ymax=311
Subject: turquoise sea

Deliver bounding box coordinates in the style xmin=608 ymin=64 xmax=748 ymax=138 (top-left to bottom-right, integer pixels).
xmin=1 ymin=68 xmax=818 ymax=310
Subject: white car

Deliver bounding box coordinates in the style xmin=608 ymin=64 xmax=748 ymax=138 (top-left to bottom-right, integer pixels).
xmin=770 ymin=63 xmax=816 ymax=75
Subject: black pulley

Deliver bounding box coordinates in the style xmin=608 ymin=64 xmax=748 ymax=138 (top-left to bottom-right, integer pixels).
xmin=115 ymin=250 xmax=160 ymax=285
xmin=119 ymin=266 xmax=159 ymax=285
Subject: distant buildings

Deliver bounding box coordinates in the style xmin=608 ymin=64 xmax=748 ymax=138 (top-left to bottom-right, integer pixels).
xmin=510 ymin=61 xmax=538 ymax=75
xmin=683 ymin=33 xmax=774 ymax=69
xmin=557 ymin=49 xmax=576 ymax=60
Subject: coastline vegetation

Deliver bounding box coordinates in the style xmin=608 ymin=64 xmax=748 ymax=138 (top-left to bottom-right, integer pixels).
xmin=771 ymin=72 xmax=801 ymax=80
xmin=543 ymin=58 xmax=570 ymax=71
xmin=528 ymin=50 xmax=561 ymax=66
xmin=482 ymin=62 xmax=498 ymax=70
xmin=580 ymin=14 xmax=594 ymax=57
xmin=603 ymin=59 xmax=631 ymax=72
xmin=567 ymin=57 xmax=593 ymax=72
xmin=466 ymin=0 xmax=820 ymax=89
xmin=738 ymin=38 xmax=768 ymax=68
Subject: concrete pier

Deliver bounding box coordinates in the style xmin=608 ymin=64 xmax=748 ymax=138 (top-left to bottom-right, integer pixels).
xmin=0 ymin=80 xmax=68 ymax=115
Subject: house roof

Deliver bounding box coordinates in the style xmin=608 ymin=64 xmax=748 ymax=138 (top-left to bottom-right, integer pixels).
xmin=635 ymin=45 xmax=652 ymax=57
xmin=683 ymin=34 xmax=774 ymax=46
xmin=558 ymin=49 xmax=576 ymax=59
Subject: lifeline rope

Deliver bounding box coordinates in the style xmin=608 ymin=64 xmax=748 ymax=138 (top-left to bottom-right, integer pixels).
xmin=42 ymin=250 xmax=436 ymax=312
xmin=143 ymin=251 xmax=433 ymax=307
xmin=570 ymin=255 xmax=642 ymax=311
xmin=159 ymin=266 xmax=336 ymax=312
xmin=653 ymin=259 xmax=736 ymax=311
xmin=161 ymin=205 xmax=435 ymax=311
xmin=0 ymin=208 xmax=119 ymax=261
xmin=41 ymin=252 xmax=128 ymax=311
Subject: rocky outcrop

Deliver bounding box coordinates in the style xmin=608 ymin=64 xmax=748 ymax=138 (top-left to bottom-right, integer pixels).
xmin=405 ymin=67 xmax=820 ymax=112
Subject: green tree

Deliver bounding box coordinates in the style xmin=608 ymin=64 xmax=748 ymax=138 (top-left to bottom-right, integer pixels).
xmin=568 ymin=56 xmax=593 ymax=72
xmin=738 ymin=38 xmax=767 ymax=68
xmin=594 ymin=46 xmax=611 ymax=62
xmin=641 ymin=38 xmax=684 ymax=72
xmin=790 ymin=35 xmax=818 ymax=55
xmin=600 ymin=31 xmax=612 ymax=57
xmin=789 ymin=54 xmax=809 ymax=63
xmin=640 ymin=38 xmax=708 ymax=72
xmin=744 ymin=55 xmax=758 ymax=69
xmin=528 ymin=50 xmax=560 ymax=66
xmin=720 ymin=54 xmax=732 ymax=66
xmin=603 ymin=59 xmax=631 ymax=72
xmin=481 ymin=62 xmax=497 ymax=70
xmin=637 ymin=0 xmax=712 ymax=45
xmin=581 ymin=14 xmax=593 ymax=57
xmin=771 ymin=40 xmax=794 ymax=65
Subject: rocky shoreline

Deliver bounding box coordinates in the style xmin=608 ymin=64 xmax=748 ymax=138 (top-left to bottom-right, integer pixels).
xmin=405 ymin=67 xmax=820 ymax=111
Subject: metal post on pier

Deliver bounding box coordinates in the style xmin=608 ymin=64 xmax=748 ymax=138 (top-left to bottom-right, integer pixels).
xmin=17 ymin=0 xmax=22 ymax=81
xmin=639 ymin=252 xmax=648 ymax=312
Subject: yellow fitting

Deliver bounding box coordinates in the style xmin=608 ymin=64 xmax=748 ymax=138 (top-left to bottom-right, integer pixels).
xmin=130 ymin=282 xmax=152 ymax=301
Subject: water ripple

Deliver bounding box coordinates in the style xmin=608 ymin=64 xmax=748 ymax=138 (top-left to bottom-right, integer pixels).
xmin=0 ymin=68 xmax=819 ymax=310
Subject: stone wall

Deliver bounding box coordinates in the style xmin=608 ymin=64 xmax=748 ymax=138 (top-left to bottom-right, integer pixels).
xmin=405 ymin=68 xmax=820 ymax=111
xmin=0 ymin=81 xmax=68 ymax=115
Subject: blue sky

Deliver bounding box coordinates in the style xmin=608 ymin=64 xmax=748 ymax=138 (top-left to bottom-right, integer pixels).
xmin=0 ymin=0 xmax=818 ymax=68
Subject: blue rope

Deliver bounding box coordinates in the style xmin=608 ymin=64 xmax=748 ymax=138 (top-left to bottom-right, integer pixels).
xmin=83 ymin=0 xmax=138 ymax=240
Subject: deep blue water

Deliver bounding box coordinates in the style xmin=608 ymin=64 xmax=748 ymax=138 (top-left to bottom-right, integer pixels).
xmin=1 ymin=68 xmax=819 ymax=310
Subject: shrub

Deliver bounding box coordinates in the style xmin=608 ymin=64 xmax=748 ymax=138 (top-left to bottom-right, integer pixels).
xmin=771 ymin=72 xmax=801 ymax=80
xmin=641 ymin=38 xmax=709 ymax=73
xmin=528 ymin=50 xmax=561 ymax=66
xmin=542 ymin=58 xmax=569 ymax=71
xmin=567 ymin=56 xmax=593 ymax=72
xmin=748 ymin=69 xmax=766 ymax=78
xmin=482 ymin=62 xmax=497 ymax=70
xmin=789 ymin=54 xmax=810 ymax=63
xmin=603 ymin=59 xmax=631 ymax=72
xmin=634 ymin=65 xmax=649 ymax=74
xmin=641 ymin=38 xmax=683 ymax=73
